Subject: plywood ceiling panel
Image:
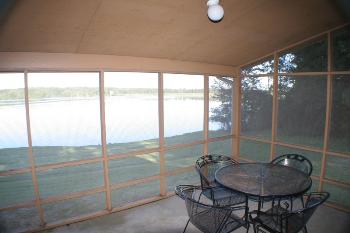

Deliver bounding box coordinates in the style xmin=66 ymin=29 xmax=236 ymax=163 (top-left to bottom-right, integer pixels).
xmin=0 ymin=0 xmax=346 ymax=66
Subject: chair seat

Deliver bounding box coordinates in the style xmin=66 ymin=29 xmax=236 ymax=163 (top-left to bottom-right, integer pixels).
xmin=202 ymin=186 xmax=246 ymax=205
xmin=220 ymin=214 xmax=247 ymax=233
xmin=193 ymin=210 xmax=246 ymax=233
xmin=252 ymin=205 xmax=305 ymax=233
xmin=250 ymin=192 xmax=329 ymax=233
xmin=254 ymin=205 xmax=288 ymax=232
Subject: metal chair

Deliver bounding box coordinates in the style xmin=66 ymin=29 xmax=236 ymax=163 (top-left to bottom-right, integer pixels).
xmin=195 ymin=154 xmax=245 ymax=206
xmin=175 ymin=185 xmax=250 ymax=233
xmin=270 ymin=154 xmax=313 ymax=210
xmin=249 ymin=192 xmax=329 ymax=233
xmin=271 ymin=154 xmax=313 ymax=176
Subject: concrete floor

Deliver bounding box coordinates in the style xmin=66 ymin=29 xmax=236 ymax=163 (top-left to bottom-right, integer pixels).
xmin=45 ymin=196 xmax=350 ymax=233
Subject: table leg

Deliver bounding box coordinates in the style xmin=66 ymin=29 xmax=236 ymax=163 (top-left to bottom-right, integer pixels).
xmin=245 ymin=195 xmax=250 ymax=232
xmin=258 ymin=196 xmax=262 ymax=213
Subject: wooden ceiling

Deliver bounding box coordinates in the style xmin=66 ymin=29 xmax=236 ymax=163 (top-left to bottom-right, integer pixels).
xmin=0 ymin=0 xmax=346 ymax=67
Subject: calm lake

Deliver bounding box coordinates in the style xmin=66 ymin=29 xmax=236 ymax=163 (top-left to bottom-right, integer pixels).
xmin=0 ymin=96 xmax=221 ymax=149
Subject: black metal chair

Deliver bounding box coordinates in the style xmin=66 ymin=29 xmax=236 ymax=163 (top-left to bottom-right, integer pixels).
xmin=270 ymin=154 xmax=313 ymax=210
xmin=271 ymin=154 xmax=313 ymax=176
xmin=175 ymin=185 xmax=250 ymax=233
xmin=249 ymin=192 xmax=329 ymax=233
xmin=195 ymin=154 xmax=245 ymax=206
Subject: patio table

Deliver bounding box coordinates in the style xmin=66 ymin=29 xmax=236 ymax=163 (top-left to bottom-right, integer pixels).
xmin=215 ymin=163 xmax=312 ymax=210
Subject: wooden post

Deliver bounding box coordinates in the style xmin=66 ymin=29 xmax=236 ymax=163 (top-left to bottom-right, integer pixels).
xmin=158 ymin=72 xmax=166 ymax=196
xmin=270 ymin=53 xmax=279 ymax=161
xmin=319 ymin=32 xmax=333 ymax=192
xmin=234 ymin=69 xmax=241 ymax=161
xmin=230 ymin=74 xmax=235 ymax=159
xmin=99 ymin=71 xmax=112 ymax=210
xmin=204 ymin=75 xmax=209 ymax=155
xmin=24 ymin=71 xmax=45 ymax=226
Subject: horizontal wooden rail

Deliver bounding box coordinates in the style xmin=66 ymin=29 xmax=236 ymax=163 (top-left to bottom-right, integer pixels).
xmin=111 ymin=195 xmax=170 ymax=213
xmin=0 ymin=167 xmax=31 ymax=176
xmin=325 ymin=201 xmax=350 ymax=213
xmin=109 ymin=147 xmax=161 ymax=160
xmin=164 ymin=166 xmax=195 ymax=177
xmin=323 ymin=178 xmax=350 ymax=189
xmin=0 ymin=54 xmax=236 ymax=77
xmin=240 ymin=135 xmax=272 ymax=144
xmin=237 ymin=157 xmax=255 ymax=163
xmin=110 ymin=175 xmax=161 ymax=191
xmin=24 ymin=193 xmax=174 ymax=233
xmin=240 ymin=71 xmax=350 ymax=78
xmin=36 ymin=157 xmax=103 ymax=172
xmin=327 ymin=150 xmax=350 ymax=158
xmin=274 ymin=141 xmax=324 ymax=154
xmin=207 ymin=134 xmax=233 ymax=142
xmin=164 ymin=140 xmax=206 ymax=151
xmin=41 ymin=187 xmax=106 ymax=205
xmin=25 ymin=210 xmax=110 ymax=233
xmin=0 ymin=200 xmax=36 ymax=212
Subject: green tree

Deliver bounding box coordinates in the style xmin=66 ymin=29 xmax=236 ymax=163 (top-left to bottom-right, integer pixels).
xmin=209 ymin=77 xmax=233 ymax=131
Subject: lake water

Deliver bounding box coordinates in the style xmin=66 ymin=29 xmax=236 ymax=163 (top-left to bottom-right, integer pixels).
xmin=0 ymin=96 xmax=221 ymax=149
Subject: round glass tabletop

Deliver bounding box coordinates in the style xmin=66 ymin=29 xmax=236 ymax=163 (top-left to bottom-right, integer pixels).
xmin=215 ymin=163 xmax=312 ymax=198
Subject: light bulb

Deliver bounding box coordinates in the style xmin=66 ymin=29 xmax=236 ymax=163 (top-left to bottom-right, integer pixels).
xmin=207 ymin=2 xmax=224 ymax=22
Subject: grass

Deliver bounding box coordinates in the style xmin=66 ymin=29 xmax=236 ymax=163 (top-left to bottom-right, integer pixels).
xmin=0 ymin=129 xmax=349 ymax=225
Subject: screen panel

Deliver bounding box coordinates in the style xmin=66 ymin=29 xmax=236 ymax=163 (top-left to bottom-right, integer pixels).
xmin=332 ymin=25 xmax=350 ymax=71
xmin=310 ymin=179 xmax=319 ymax=192
xmin=325 ymin=155 xmax=350 ymax=184
xmin=0 ymin=173 xmax=35 ymax=208
xmin=329 ymin=75 xmax=350 ymax=154
xmin=28 ymin=72 xmax=102 ymax=165
xmin=239 ymin=139 xmax=270 ymax=162
xmin=0 ymin=73 xmax=29 ymax=171
xmin=111 ymin=180 xmax=160 ymax=208
xmin=104 ymin=72 xmax=159 ymax=155
xmin=0 ymin=207 xmax=40 ymax=233
xmin=241 ymin=57 xmax=274 ymax=75
xmin=277 ymin=76 xmax=327 ymax=148
xmin=166 ymin=171 xmax=198 ymax=193
xmin=209 ymin=76 xmax=233 ymax=138
xmin=164 ymin=74 xmax=204 ymax=145
xmin=109 ymin=153 xmax=159 ymax=185
xmin=43 ymin=192 xmax=105 ymax=224
xmin=241 ymin=76 xmax=273 ymax=139
xmin=278 ymin=37 xmax=327 ymax=73
xmin=208 ymin=139 xmax=232 ymax=156
xmin=37 ymin=162 xmax=104 ymax=198
xmin=165 ymin=145 xmax=203 ymax=172
xmin=323 ymin=183 xmax=350 ymax=209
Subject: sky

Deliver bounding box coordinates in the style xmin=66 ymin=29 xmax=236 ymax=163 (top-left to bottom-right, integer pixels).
xmin=0 ymin=73 xmax=24 ymax=89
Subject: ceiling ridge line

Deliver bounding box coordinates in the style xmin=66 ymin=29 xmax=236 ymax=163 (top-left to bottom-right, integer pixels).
xmin=75 ymin=0 xmax=104 ymax=54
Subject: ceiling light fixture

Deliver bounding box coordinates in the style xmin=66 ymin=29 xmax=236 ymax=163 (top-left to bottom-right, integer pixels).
xmin=207 ymin=0 xmax=224 ymax=23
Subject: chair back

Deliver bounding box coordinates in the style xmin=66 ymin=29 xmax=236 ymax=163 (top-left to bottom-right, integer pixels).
xmin=195 ymin=154 xmax=238 ymax=189
xmin=284 ymin=192 xmax=329 ymax=233
xmin=175 ymin=185 xmax=246 ymax=233
xmin=271 ymin=154 xmax=313 ymax=176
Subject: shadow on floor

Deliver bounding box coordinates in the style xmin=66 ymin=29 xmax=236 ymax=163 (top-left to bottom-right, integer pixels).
xmin=44 ymin=196 xmax=350 ymax=233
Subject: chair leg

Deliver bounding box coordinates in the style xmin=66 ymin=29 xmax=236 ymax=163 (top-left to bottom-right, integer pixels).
xmin=252 ymin=220 xmax=258 ymax=233
xmin=300 ymin=196 xmax=305 ymax=208
xmin=198 ymin=192 xmax=203 ymax=202
xmin=302 ymin=226 xmax=308 ymax=233
xmin=246 ymin=223 xmax=250 ymax=233
xmin=183 ymin=218 xmax=190 ymax=233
